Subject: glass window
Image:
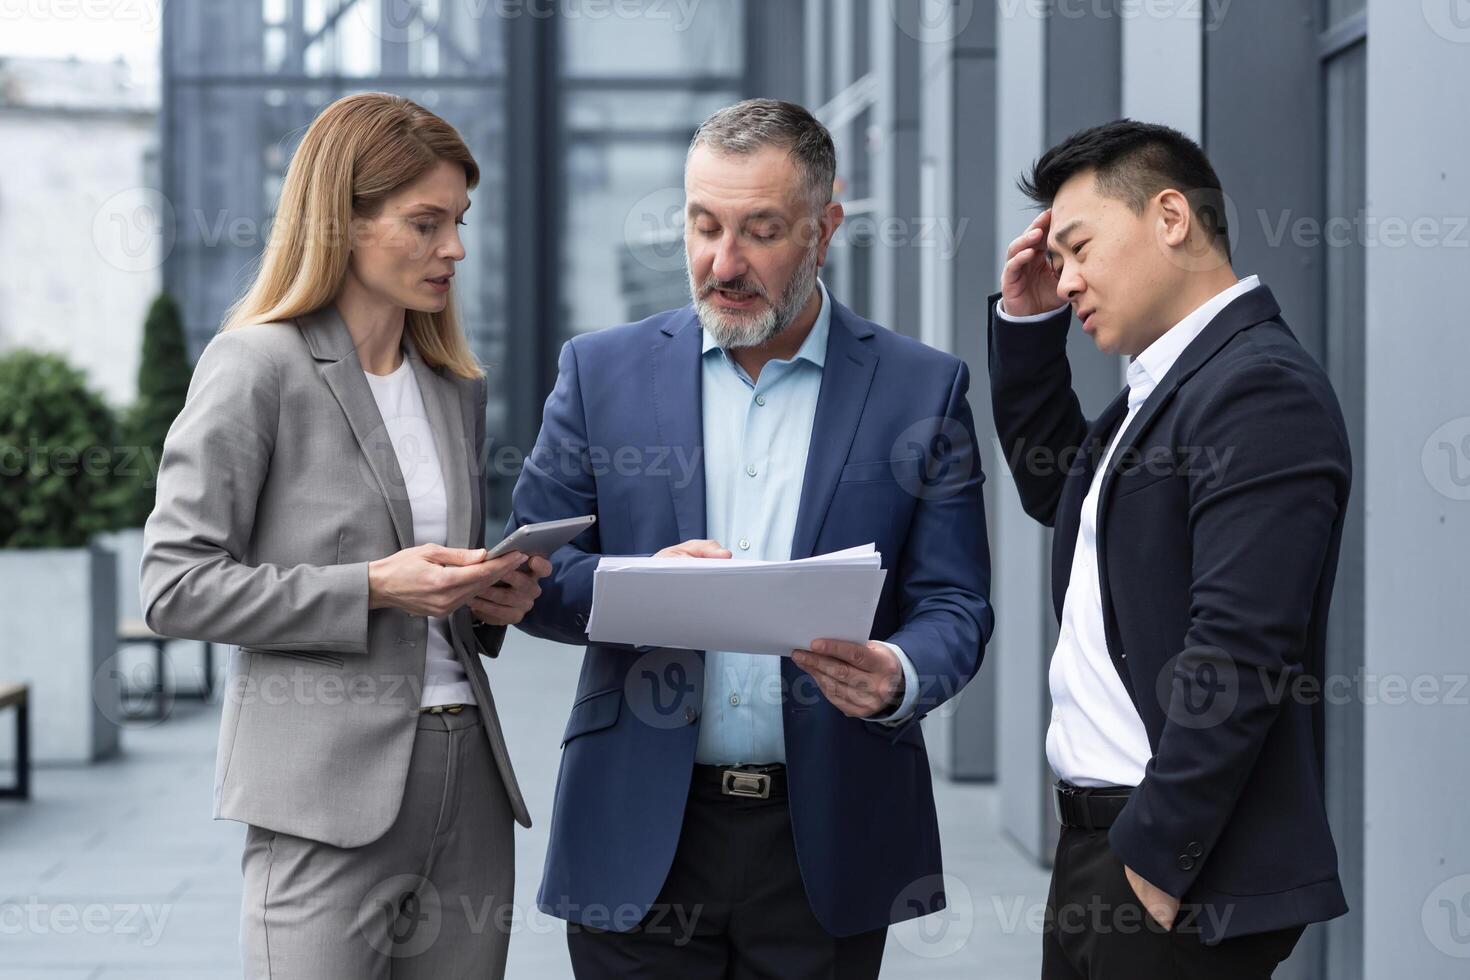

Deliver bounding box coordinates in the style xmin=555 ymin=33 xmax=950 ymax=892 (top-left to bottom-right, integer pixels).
xmin=164 ymin=1 xmax=508 ymax=439
xmin=556 ymin=1 xmax=744 ymax=342
xmin=561 ymin=0 xmax=743 ymax=78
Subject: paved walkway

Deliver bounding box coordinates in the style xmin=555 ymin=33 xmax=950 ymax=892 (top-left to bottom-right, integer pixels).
xmin=0 ymin=632 xmax=1048 ymax=978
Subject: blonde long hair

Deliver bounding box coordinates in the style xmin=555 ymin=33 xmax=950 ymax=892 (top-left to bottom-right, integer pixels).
xmin=222 ymin=92 xmax=484 ymax=379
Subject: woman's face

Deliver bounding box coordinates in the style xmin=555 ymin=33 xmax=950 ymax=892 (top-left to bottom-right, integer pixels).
xmin=347 ymin=159 xmax=470 ymax=314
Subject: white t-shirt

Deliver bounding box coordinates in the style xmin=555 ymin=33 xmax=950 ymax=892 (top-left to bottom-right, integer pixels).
xmin=363 ymin=355 xmax=474 ymax=708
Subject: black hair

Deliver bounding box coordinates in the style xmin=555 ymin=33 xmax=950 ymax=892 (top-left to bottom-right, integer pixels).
xmin=1019 ymin=119 xmax=1231 ymax=259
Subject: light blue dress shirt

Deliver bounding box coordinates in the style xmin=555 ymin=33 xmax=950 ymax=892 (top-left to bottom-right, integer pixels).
xmin=695 ymin=280 xmax=920 ymax=765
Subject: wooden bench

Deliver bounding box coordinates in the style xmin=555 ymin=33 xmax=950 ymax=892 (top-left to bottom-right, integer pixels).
xmin=0 ymin=683 xmax=29 ymax=800
xmin=116 ymin=620 xmax=216 ymax=720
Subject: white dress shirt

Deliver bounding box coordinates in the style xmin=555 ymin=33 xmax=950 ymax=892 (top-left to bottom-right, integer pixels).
xmin=1000 ymin=275 xmax=1261 ymax=787
xmin=364 ymin=355 xmax=474 ymax=708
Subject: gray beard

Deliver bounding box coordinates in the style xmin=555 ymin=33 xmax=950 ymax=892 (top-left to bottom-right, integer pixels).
xmin=688 ymin=245 xmax=820 ymax=350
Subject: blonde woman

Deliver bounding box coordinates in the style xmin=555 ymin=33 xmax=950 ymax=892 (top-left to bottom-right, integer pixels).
xmin=140 ymin=93 xmax=549 ymax=977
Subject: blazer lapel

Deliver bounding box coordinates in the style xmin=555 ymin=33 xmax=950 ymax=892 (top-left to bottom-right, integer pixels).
xmin=301 ymin=304 xmax=415 ymax=552
xmin=1051 ymin=390 xmax=1128 ymax=620
xmin=404 ymin=332 xmax=471 ymax=551
xmin=789 ymin=301 xmax=878 ymax=562
xmin=651 ymin=308 xmax=708 ymax=544
xmin=1095 ymin=285 xmax=1283 ymax=509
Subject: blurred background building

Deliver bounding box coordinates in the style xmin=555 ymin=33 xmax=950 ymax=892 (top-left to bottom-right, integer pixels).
xmin=2 ymin=1 xmax=1467 ymax=978
xmin=0 ymin=56 xmax=158 ymax=406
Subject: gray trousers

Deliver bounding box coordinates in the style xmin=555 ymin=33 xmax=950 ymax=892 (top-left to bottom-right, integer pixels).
xmin=240 ymin=706 xmax=515 ymax=978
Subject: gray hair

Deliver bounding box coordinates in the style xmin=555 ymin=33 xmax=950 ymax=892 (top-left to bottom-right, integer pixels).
xmin=687 ymin=98 xmax=837 ymax=214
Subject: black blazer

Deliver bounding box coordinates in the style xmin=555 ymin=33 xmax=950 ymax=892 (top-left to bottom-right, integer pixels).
xmin=988 ymin=285 xmax=1351 ymax=942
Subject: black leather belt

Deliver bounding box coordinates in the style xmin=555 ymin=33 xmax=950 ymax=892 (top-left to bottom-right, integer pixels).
xmin=694 ymin=763 xmax=787 ymax=800
xmin=1053 ymin=780 xmax=1133 ymax=830
xmin=420 ymin=703 xmax=474 ymax=715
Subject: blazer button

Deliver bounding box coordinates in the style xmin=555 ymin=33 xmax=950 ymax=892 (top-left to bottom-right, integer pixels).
xmin=683 ymin=705 xmax=698 ymax=724
xmin=1186 ymin=841 xmax=1204 ymax=858
xmin=1178 ymin=855 xmax=1196 ymax=871
xmin=576 ymin=613 xmax=588 ymax=628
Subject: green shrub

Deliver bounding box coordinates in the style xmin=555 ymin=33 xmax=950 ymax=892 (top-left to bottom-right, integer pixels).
xmin=0 ymin=350 xmax=129 ymax=548
xmin=116 ymin=293 xmax=191 ymax=526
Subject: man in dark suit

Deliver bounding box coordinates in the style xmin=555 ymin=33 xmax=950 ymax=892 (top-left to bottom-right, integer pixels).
xmin=989 ymin=120 xmax=1351 ymax=979
xmin=509 ymin=99 xmax=992 ymax=978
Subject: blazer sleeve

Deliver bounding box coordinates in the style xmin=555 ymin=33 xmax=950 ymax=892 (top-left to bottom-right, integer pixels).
xmin=1107 ymin=355 xmax=1351 ymax=899
xmin=505 ymin=338 xmax=607 ymax=647
xmin=470 ymin=376 xmax=509 ymax=659
xmin=871 ymin=359 xmax=995 ymax=745
xmin=139 ymin=330 xmax=371 ymax=654
xmin=987 ymin=292 xmax=1088 ymax=527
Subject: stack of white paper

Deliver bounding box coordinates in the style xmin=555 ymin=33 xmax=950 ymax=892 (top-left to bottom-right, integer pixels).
xmin=587 ymin=544 xmax=887 ymax=656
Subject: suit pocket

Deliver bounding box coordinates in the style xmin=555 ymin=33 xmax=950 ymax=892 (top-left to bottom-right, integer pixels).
xmin=839 ymin=456 xmax=921 ymax=485
xmin=1111 ymin=470 xmax=1174 ymax=501
xmin=561 ymin=687 xmax=621 ymax=746
xmin=240 ymin=647 xmax=346 ymax=670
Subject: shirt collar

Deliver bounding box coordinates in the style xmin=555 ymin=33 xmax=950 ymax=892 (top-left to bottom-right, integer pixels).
xmin=701 ymin=278 xmax=830 ymax=371
xmin=1126 ymin=275 xmax=1261 ymax=410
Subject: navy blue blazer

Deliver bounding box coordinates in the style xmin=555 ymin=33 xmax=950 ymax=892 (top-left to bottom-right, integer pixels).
xmin=988 ymin=285 xmax=1351 ymax=942
xmin=509 ymin=297 xmax=993 ymax=937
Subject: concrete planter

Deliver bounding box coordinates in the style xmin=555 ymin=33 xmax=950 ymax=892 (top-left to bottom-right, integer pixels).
xmin=0 ymin=542 xmax=119 ymax=765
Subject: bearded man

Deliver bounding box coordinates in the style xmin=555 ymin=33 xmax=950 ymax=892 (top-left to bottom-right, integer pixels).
xmin=506 ymin=98 xmax=993 ymax=979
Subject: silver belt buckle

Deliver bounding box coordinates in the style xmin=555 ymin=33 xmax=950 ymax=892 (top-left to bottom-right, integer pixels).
xmin=721 ymin=769 xmax=771 ymax=799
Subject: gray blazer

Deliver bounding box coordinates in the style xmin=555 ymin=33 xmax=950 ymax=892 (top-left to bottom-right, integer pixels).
xmin=140 ymin=305 xmax=530 ymax=846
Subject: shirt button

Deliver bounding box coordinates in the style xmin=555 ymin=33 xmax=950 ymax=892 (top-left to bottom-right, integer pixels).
xmin=729 ymin=693 xmax=740 ymax=706
xmin=738 ymin=538 xmax=750 ymax=551
xmin=745 ymin=464 xmax=758 ymax=477
xmin=755 ymin=394 xmax=766 ymax=406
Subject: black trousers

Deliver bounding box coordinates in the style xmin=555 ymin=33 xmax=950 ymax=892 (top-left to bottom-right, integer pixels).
xmin=1041 ymin=825 xmax=1304 ymax=980
xmin=566 ymin=772 xmax=887 ymax=979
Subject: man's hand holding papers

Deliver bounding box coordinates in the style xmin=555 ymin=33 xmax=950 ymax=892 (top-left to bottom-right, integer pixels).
xmin=588 ymin=543 xmax=900 ymax=716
